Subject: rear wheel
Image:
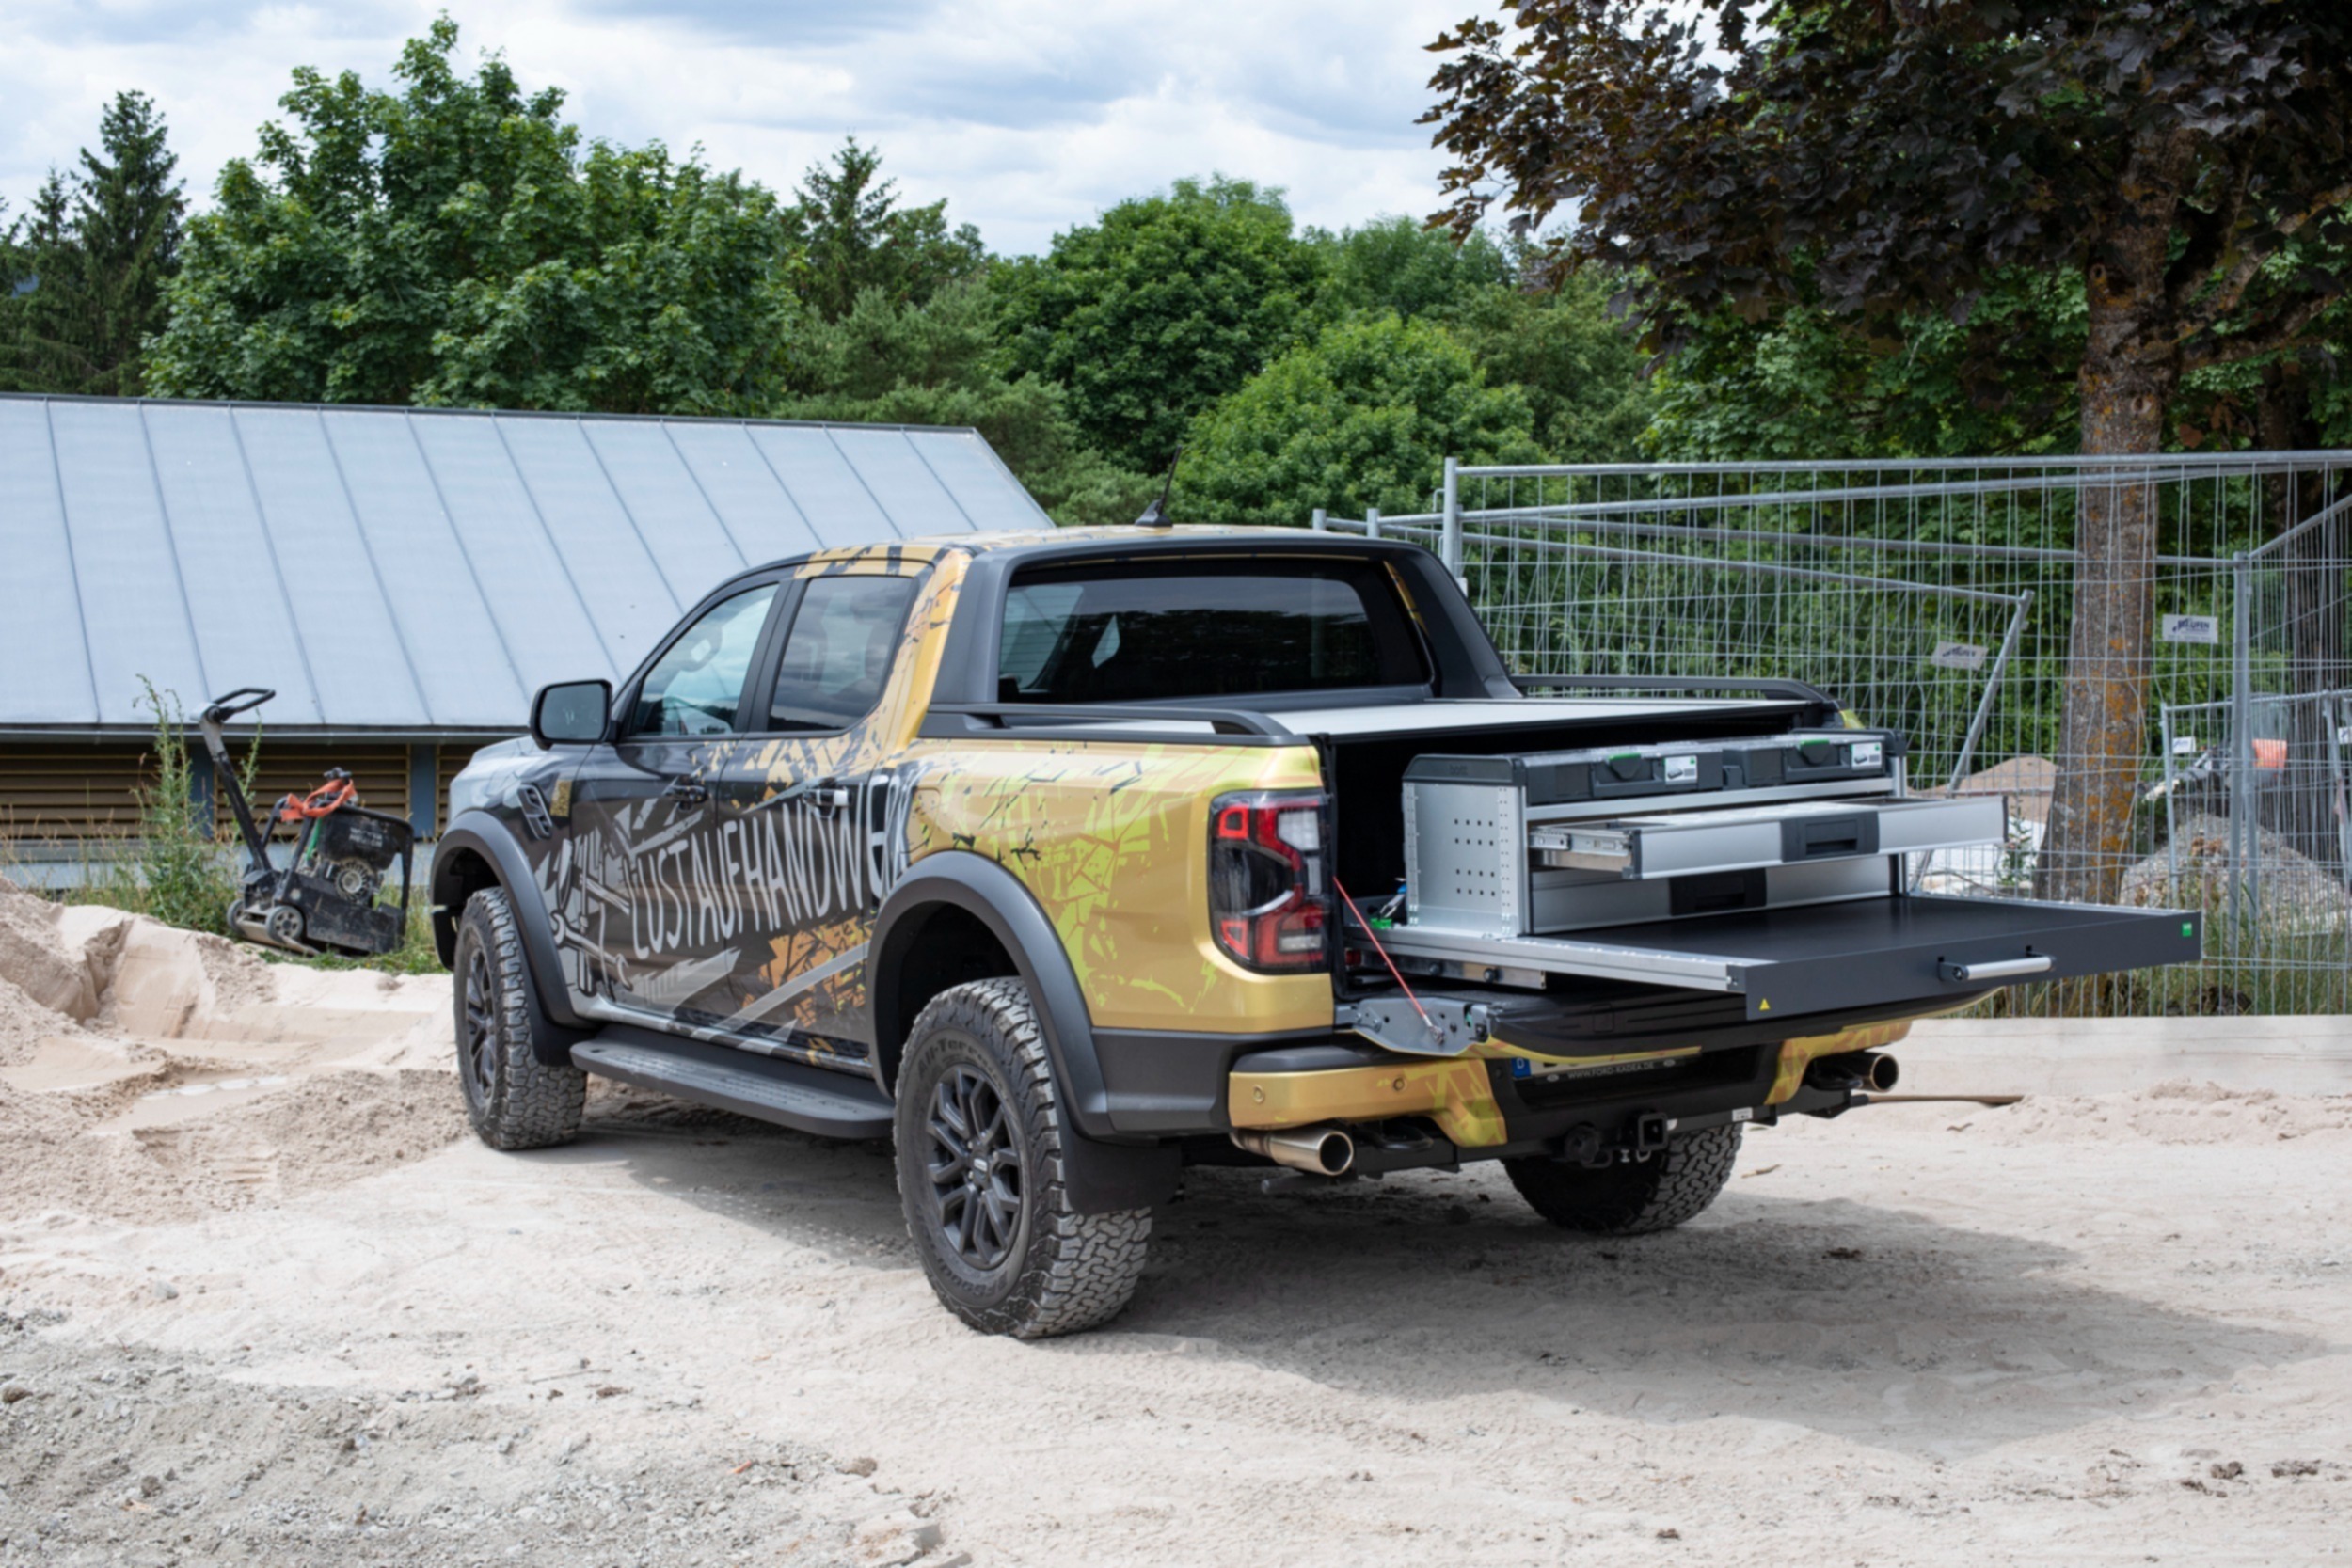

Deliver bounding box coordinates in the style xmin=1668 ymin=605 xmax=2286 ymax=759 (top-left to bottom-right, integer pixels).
xmin=1503 ymin=1124 xmax=1741 ymax=1235
xmin=453 ymin=886 xmax=585 ymax=1151
xmin=894 ymin=978 xmax=1151 ymax=1338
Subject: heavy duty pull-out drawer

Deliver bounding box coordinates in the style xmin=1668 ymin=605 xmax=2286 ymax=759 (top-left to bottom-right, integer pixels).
xmin=1377 ymin=895 xmax=2202 ymax=1020
xmin=1529 ymin=796 xmax=2005 ymax=879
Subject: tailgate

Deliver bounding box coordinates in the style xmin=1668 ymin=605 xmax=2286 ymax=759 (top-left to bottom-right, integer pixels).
xmin=1379 ymin=894 xmax=2201 ymax=1020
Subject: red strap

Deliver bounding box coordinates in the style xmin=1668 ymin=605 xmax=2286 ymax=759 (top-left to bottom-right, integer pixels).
xmin=1333 ymin=878 xmax=1432 ymax=1027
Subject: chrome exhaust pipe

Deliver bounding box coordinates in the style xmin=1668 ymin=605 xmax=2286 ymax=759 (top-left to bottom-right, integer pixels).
xmin=1231 ymin=1125 xmax=1355 ymax=1176
xmin=1804 ymin=1051 xmax=1900 ymax=1093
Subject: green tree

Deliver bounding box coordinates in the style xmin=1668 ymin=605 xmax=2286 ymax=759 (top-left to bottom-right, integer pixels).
xmin=1310 ymin=213 xmax=1511 ymax=320
xmin=1447 ymin=268 xmax=1652 ymax=462
xmin=1175 ymin=312 xmax=1538 ymax=527
xmin=1646 ymin=269 xmax=2089 ymax=461
xmin=787 ymin=139 xmax=987 ymax=322
xmin=1425 ymin=0 xmax=2352 ymax=903
xmin=999 ymin=176 xmax=1327 ymax=473
xmin=1 ymin=91 xmax=185 ymax=395
xmin=147 ymin=18 xmax=802 ymax=414
xmin=779 ymin=277 xmax=1155 ymax=525
xmin=1305 ymin=216 xmax=1650 ymax=461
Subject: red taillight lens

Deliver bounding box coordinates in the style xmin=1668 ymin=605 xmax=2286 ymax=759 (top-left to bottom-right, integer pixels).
xmin=1209 ymin=790 xmax=1327 ymax=972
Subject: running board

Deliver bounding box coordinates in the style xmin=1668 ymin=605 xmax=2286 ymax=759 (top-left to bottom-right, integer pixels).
xmin=571 ymin=1026 xmax=894 ymax=1139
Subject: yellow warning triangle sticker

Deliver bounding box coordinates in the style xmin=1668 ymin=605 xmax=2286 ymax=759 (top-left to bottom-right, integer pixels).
xmin=1757 ymin=999 xmax=1771 ymax=1010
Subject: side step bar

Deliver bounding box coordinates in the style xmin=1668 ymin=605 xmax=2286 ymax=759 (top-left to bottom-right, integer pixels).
xmin=571 ymin=1025 xmax=894 ymax=1139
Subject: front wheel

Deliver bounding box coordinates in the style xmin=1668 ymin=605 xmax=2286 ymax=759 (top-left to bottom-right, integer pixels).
xmin=894 ymin=978 xmax=1151 ymax=1338
xmin=453 ymin=886 xmax=586 ymax=1151
xmin=1503 ymin=1124 xmax=1742 ymax=1235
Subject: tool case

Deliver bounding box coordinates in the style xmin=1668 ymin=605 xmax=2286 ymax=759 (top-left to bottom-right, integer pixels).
xmin=1383 ymin=729 xmax=2200 ymax=1020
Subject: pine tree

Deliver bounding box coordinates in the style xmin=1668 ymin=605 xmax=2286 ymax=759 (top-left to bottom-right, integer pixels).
xmin=3 ymin=91 xmax=184 ymax=395
xmin=787 ymin=138 xmax=986 ymax=322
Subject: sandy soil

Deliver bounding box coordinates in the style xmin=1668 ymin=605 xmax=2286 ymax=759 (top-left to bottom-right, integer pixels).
xmin=1 ymin=883 xmax=2348 ymax=1566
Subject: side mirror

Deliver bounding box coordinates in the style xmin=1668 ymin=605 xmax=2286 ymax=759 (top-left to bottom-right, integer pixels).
xmin=531 ymin=679 xmax=612 ymax=748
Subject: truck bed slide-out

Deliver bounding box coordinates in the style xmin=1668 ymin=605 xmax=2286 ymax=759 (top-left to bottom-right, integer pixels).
xmin=1378 ymin=894 xmax=2201 ymax=1020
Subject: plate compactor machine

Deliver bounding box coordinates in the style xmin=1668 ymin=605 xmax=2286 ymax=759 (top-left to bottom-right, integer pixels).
xmin=199 ymin=689 xmax=415 ymax=958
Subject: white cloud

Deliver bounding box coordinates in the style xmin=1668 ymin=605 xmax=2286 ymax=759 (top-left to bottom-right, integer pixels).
xmin=0 ymin=0 xmax=1473 ymax=253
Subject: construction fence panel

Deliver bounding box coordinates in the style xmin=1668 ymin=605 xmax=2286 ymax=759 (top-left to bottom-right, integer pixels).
xmin=1317 ymin=454 xmax=2352 ymax=1017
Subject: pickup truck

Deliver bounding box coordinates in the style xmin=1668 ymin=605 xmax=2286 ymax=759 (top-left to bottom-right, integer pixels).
xmin=432 ymin=524 xmax=2198 ymax=1338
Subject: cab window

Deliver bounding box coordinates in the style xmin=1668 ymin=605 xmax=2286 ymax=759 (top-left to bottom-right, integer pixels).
xmin=997 ymin=558 xmax=1428 ymax=704
xmin=626 ymin=585 xmax=778 ymax=736
xmin=767 ymin=575 xmax=921 ymax=732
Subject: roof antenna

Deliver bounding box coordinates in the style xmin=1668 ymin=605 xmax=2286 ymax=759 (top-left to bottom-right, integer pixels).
xmin=1132 ymin=446 xmax=1181 ymax=527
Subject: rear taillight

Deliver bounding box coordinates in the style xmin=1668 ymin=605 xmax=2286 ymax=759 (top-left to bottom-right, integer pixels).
xmin=1209 ymin=790 xmax=1327 ymax=972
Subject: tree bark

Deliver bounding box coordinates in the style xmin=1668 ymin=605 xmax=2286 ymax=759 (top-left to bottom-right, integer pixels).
xmin=2035 ymin=205 xmax=2181 ymax=906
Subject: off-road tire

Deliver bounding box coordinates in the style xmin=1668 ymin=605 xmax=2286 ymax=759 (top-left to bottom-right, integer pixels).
xmin=895 ymin=978 xmax=1151 ymax=1339
xmin=453 ymin=886 xmax=586 ymax=1151
xmin=1503 ymin=1124 xmax=1742 ymax=1236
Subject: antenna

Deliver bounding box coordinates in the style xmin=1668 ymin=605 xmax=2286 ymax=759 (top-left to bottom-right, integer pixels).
xmin=1132 ymin=446 xmax=1181 ymax=526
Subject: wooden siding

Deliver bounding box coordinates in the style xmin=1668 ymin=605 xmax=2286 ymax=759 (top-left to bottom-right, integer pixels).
xmin=0 ymin=744 xmax=154 ymax=840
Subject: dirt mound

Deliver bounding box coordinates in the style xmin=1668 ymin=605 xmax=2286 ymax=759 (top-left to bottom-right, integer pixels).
xmin=2118 ymin=812 xmax=2352 ymax=927
xmin=1947 ymin=754 xmax=2057 ymax=823
xmin=0 ymin=883 xmax=462 ymax=1223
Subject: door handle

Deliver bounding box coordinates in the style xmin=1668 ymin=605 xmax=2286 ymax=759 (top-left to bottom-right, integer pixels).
xmin=662 ymin=775 xmax=710 ymax=806
xmin=751 ymin=775 xmax=849 ymax=813
xmin=1939 ymin=954 xmax=2052 ymax=983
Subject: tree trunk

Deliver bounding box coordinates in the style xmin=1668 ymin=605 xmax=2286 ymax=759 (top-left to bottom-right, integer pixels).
xmin=2034 ymin=258 xmax=2178 ymax=905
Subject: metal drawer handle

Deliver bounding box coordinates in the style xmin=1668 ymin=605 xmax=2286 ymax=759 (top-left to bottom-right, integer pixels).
xmin=1940 ymin=955 xmax=2052 ymax=983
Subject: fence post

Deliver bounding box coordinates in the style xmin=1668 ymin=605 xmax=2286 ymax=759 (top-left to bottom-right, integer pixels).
xmin=1367 ymin=506 xmax=1382 ymax=540
xmin=2230 ymin=550 xmax=2253 ymax=945
xmin=1440 ymin=457 xmax=1462 ymax=572
xmin=2158 ymin=705 xmax=2180 ymax=903
xmin=1311 ymin=507 xmax=1326 ymax=532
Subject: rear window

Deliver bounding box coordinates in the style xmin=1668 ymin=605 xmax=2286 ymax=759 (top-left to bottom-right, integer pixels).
xmin=997 ymin=558 xmax=1429 ymax=704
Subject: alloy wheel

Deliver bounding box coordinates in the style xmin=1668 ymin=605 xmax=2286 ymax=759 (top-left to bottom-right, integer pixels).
xmin=925 ymin=1063 xmax=1024 ymax=1270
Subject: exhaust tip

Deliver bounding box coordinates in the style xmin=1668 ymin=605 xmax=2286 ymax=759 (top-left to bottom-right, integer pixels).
xmin=1309 ymin=1130 xmax=1354 ymax=1176
xmin=1865 ymin=1053 xmax=1899 ymax=1092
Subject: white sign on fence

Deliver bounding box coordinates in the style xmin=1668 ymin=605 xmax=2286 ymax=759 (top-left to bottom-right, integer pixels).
xmin=2161 ymin=613 xmax=2221 ymax=644
xmin=1930 ymin=641 xmax=1987 ymax=671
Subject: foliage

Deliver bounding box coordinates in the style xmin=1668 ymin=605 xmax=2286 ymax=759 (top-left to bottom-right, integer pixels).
xmin=75 ymin=680 xmax=254 ymax=938
xmin=0 ymin=91 xmax=184 ymax=396
xmin=1176 ymin=312 xmax=1539 ymax=527
xmin=1446 ymin=269 xmax=1653 ymax=462
xmin=1425 ymin=1 xmax=2352 ymax=451
xmin=1647 ymin=269 xmax=2088 ymax=461
xmin=146 ymin=17 xmax=802 ymax=414
xmin=1309 ymin=214 xmax=1512 ymax=320
xmin=999 ymin=176 xmax=1328 ymax=473
xmin=787 ymin=138 xmax=988 ymax=322
xmin=779 ymin=277 xmax=1156 ymax=524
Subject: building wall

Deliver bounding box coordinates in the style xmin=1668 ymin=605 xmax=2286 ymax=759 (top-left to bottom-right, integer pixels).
xmin=0 ymin=738 xmax=495 ymax=853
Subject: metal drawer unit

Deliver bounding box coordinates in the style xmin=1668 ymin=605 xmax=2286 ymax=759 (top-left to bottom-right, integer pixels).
xmin=1402 ymin=730 xmax=1931 ymax=940
xmin=1381 ymin=728 xmax=2200 ymax=1016
xmin=1529 ymin=797 xmax=2007 ymax=879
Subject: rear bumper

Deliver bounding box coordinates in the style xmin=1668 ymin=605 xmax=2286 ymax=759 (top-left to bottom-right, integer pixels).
xmin=1227 ymin=1015 xmax=1914 ymax=1154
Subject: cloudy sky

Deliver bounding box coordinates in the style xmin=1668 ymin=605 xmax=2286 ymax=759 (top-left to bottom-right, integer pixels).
xmin=1 ymin=0 xmax=1482 ymax=255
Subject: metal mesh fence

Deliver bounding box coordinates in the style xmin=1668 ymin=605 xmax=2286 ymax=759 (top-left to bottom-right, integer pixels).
xmin=1311 ymin=453 xmax=2352 ymax=1016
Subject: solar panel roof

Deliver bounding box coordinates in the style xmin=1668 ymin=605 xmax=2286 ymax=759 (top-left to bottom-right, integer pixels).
xmin=0 ymin=395 xmax=1043 ymax=735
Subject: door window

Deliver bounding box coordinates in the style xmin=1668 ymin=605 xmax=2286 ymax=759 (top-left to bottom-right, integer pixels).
xmin=767 ymin=575 xmax=921 ymax=732
xmin=626 ymin=584 xmax=778 ymax=736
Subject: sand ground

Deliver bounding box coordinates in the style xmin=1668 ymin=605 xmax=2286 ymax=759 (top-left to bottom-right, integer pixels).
xmin=1 ymin=885 xmax=2347 ymax=1567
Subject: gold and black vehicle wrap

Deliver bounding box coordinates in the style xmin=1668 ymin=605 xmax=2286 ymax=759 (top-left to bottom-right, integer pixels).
xmin=431 ymin=525 xmax=2201 ymax=1222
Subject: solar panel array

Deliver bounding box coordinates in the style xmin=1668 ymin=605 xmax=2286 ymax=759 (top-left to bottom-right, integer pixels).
xmin=0 ymin=396 xmax=1041 ymax=733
